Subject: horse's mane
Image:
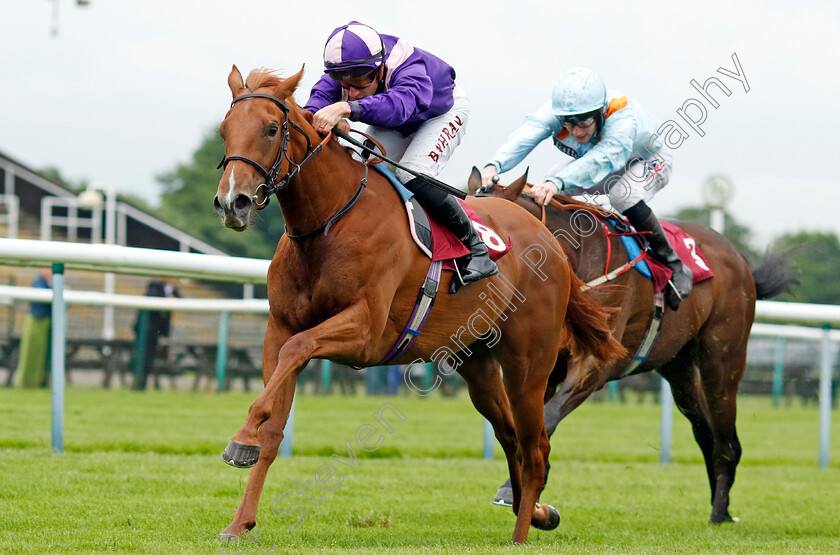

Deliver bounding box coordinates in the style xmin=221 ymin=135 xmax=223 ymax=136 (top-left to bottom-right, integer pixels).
xmin=245 ymin=68 xmax=287 ymax=92
xmin=504 ymin=184 xmax=624 ymax=226
xmin=242 ymin=68 xmax=375 ymax=169
xmin=550 ymin=194 xmax=622 ymax=223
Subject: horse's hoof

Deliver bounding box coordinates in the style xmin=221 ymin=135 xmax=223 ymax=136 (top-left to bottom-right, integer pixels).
xmin=218 ymin=533 xmax=239 ymax=541
xmin=533 ymin=504 xmax=561 ymax=531
xmin=222 ymin=440 xmax=260 ymax=468
xmin=710 ymin=512 xmax=740 ymax=525
xmin=492 ymin=485 xmax=514 ymax=507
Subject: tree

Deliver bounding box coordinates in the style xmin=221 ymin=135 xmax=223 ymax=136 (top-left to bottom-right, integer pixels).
xmin=38 ymin=166 xmax=153 ymax=211
xmin=772 ymin=231 xmax=840 ymax=304
xmin=156 ymin=128 xmax=285 ymax=259
xmin=38 ymin=166 xmax=88 ymax=193
xmin=669 ymin=206 xmax=758 ymax=260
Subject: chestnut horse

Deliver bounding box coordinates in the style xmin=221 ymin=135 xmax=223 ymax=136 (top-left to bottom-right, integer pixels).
xmin=212 ymin=66 xmax=625 ymax=545
xmin=468 ymin=168 xmax=796 ymax=524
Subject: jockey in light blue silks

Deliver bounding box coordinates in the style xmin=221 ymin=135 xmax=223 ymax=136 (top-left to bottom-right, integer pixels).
xmin=481 ymin=67 xmax=693 ymax=310
xmin=305 ymin=21 xmax=497 ymax=290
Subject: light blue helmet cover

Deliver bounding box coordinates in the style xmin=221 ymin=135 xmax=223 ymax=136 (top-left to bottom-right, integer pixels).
xmin=551 ymin=68 xmax=607 ymax=116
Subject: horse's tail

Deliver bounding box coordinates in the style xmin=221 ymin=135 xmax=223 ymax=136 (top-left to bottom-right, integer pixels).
xmin=749 ymin=248 xmax=799 ymax=300
xmin=563 ymin=270 xmax=627 ymax=364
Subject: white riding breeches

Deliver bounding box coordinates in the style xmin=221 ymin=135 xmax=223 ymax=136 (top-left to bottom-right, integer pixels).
xmin=361 ymin=85 xmax=469 ymax=184
xmin=546 ymin=147 xmax=673 ymax=213
xmin=604 ymin=148 xmax=674 ymax=213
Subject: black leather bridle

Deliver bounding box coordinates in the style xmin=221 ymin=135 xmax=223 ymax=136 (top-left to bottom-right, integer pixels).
xmin=217 ymin=93 xmax=323 ymax=210
xmin=216 ymin=92 xmax=368 ymax=241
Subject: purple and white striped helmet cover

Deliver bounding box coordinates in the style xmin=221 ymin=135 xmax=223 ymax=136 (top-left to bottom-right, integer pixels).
xmin=323 ymin=21 xmax=384 ymax=73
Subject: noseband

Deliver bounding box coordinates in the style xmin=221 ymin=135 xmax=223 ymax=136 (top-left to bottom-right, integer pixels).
xmin=217 ymin=93 xmax=327 ymax=209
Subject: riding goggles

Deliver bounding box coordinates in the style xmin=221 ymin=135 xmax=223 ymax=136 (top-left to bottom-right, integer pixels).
xmin=337 ymin=70 xmax=379 ymax=91
xmin=562 ymin=115 xmax=597 ymax=130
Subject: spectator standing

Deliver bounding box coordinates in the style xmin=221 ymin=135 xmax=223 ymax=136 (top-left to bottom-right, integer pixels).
xmin=133 ymin=277 xmax=180 ymax=390
xmin=15 ymin=268 xmax=52 ymax=388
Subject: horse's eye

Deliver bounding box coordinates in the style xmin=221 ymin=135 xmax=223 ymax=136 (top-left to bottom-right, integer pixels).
xmin=267 ymin=125 xmax=279 ymax=137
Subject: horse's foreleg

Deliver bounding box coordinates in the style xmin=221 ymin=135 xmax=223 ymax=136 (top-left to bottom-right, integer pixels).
xmin=226 ymin=303 xmax=374 ymax=466
xmin=221 ymin=317 xmax=292 ymax=538
xmin=221 ymin=377 xmax=295 ymax=539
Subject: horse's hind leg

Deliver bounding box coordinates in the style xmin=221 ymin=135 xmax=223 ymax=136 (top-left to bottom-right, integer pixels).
xmin=696 ymin=326 xmax=747 ymax=524
xmin=656 ymin=346 xmax=718 ymax=509
xmin=493 ymin=357 xmax=569 ymax=506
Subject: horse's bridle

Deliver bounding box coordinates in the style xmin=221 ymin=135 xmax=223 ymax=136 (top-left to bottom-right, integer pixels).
xmin=216 ymin=93 xmax=329 ymax=209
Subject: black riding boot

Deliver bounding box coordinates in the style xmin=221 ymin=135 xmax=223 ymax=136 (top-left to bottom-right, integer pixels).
xmin=404 ymin=177 xmax=498 ymax=292
xmin=623 ymin=201 xmax=693 ymax=311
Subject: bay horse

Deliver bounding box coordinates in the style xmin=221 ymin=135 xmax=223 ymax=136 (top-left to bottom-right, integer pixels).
xmin=468 ymin=168 xmax=796 ymax=524
xmin=212 ymin=66 xmax=625 ymax=545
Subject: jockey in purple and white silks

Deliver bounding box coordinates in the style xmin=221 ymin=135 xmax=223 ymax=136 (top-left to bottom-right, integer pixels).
xmin=481 ymin=67 xmax=693 ymax=310
xmin=305 ymin=21 xmax=497 ymax=290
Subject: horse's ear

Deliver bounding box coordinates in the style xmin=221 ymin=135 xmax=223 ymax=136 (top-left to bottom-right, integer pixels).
xmin=277 ymin=64 xmax=306 ymax=99
xmin=228 ymin=65 xmax=245 ymax=98
xmin=502 ymin=167 xmax=529 ymax=201
xmin=467 ymin=166 xmax=483 ymax=195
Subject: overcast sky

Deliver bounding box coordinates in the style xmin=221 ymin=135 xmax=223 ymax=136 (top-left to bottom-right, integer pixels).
xmin=2 ymin=0 xmax=838 ymax=247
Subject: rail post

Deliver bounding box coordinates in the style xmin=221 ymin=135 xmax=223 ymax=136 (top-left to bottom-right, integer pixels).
xmin=660 ymin=377 xmax=673 ymax=464
xmin=320 ymin=360 xmax=332 ymax=394
xmin=280 ymin=399 xmax=295 ymax=458
xmin=483 ymin=419 xmax=495 ymax=460
xmin=772 ymin=337 xmax=787 ymax=407
xmin=50 ymin=263 xmax=66 ymax=454
xmin=819 ymin=324 xmax=833 ymax=468
xmin=216 ymin=311 xmax=230 ymax=392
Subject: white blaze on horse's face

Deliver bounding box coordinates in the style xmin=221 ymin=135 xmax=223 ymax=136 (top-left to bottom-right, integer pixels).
xmin=226 ymin=167 xmax=237 ymax=206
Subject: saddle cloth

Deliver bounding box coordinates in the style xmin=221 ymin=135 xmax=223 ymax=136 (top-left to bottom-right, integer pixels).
xmin=619 ymin=220 xmax=714 ymax=292
xmin=374 ymin=165 xmax=511 ymax=267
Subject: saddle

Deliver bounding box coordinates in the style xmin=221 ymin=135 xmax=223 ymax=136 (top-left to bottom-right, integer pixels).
xmin=370 ymin=165 xmax=511 ymax=366
xmin=373 ymin=165 xmax=511 ymax=267
xmin=543 ymin=192 xmax=714 ymax=292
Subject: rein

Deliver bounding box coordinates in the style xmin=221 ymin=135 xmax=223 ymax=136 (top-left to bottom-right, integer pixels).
xmin=477 ymin=182 xmax=649 ymax=289
xmin=217 ymin=92 xmax=370 ymax=242
xmin=283 ymin=166 xmax=369 ymax=241
xmin=217 ymin=93 xmax=331 ymax=210
xmin=333 ymin=128 xmax=467 ymax=199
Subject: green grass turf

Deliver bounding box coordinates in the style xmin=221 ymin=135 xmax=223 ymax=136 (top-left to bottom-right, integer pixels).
xmin=1 ymin=388 xmax=838 ymax=553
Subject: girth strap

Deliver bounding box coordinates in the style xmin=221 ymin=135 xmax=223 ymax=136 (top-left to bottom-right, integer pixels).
xmin=376 ymin=260 xmax=444 ymax=365
xmin=619 ymin=291 xmax=665 ymax=377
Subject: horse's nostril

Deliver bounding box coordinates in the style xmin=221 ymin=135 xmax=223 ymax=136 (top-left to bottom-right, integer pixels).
xmin=234 ymin=194 xmax=252 ymax=212
xmin=213 ymin=197 xmax=223 ymax=212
